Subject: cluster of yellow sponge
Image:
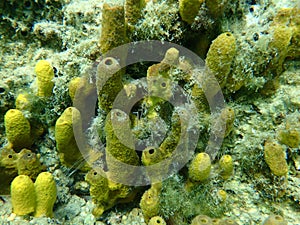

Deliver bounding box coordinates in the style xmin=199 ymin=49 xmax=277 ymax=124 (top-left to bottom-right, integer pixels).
xmin=11 ymin=172 xmax=57 ymax=217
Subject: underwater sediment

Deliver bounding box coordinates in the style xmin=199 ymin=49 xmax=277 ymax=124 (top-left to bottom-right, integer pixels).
xmin=0 ymin=0 xmax=300 ymax=224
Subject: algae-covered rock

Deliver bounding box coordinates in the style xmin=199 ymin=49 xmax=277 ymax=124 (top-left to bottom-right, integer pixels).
xmin=277 ymin=128 xmax=300 ymax=148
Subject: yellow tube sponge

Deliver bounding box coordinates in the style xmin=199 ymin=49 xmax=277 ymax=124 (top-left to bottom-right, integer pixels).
xmin=11 ymin=175 xmax=36 ymax=216
xmin=191 ymin=215 xmax=212 ymax=225
xmin=34 ymin=172 xmax=57 ymax=217
xmin=220 ymin=107 xmax=235 ymax=137
xmin=264 ymin=141 xmax=288 ymax=176
xmin=268 ymin=26 xmax=293 ymax=74
xmin=34 ymin=60 xmax=54 ymax=97
xmin=191 ymin=84 xmax=209 ymax=111
xmin=85 ymin=169 xmax=109 ymax=217
xmin=212 ymin=107 xmax=235 ymax=139
xmin=125 ymin=0 xmax=145 ymax=27
xmin=0 ymin=148 xmax=18 ymax=195
xmin=68 ymin=77 xmax=82 ymax=102
xmin=219 ymin=155 xmax=234 ymax=179
xmin=179 ymin=0 xmax=204 ymax=24
xmin=4 ymin=109 xmax=32 ymax=151
xmin=220 ymin=219 xmax=238 ymax=225
xmin=17 ymin=149 xmax=45 ymax=179
xmin=211 ymin=218 xmax=221 ymax=224
xmin=100 ymin=4 xmax=127 ymax=54
xmin=277 ymin=128 xmax=300 ymax=148
xmin=140 ymin=185 xmax=161 ymax=222
xmin=105 ymin=109 xmax=139 ymax=182
xmin=15 ymin=93 xmax=32 ymax=111
xmin=206 ymin=32 xmax=236 ymax=87
xmin=148 ymin=216 xmax=167 ymax=225
xmin=206 ymin=0 xmax=227 ymax=18
xmin=96 ymin=57 xmax=123 ymax=112
xmin=188 ymin=152 xmax=211 ymax=182
xmin=262 ymin=215 xmax=287 ymax=225
xmin=55 ymin=107 xmax=87 ymax=169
